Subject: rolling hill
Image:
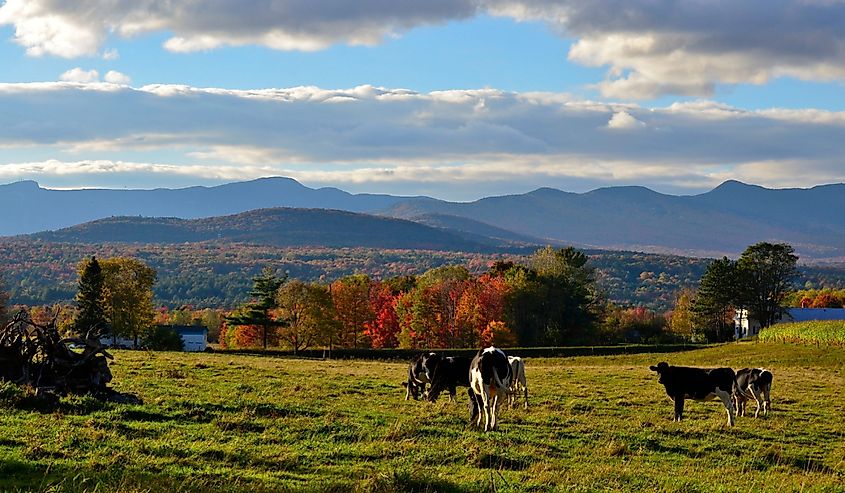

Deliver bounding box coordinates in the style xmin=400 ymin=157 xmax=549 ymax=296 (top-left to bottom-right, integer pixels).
xmin=28 ymin=208 xmax=502 ymax=251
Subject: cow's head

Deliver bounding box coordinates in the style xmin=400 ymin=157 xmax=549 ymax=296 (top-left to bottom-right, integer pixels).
xmin=649 ymin=362 xmax=670 ymax=384
xmin=420 ymin=352 xmax=441 ymax=381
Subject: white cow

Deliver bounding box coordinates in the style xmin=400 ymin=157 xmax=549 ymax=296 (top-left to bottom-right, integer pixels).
xmin=507 ymin=356 xmax=528 ymax=409
xmin=469 ymin=347 xmax=512 ymax=432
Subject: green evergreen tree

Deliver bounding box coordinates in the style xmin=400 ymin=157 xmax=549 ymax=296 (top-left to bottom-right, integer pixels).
xmin=737 ymin=242 xmax=799 ymax=329
xmin=691 ymin=257 xmax=737 ymax=342
xmin=226 ymin=267 xmax=287 ymax=349
xmin=72 ymin=256 xmax=108 ymax=338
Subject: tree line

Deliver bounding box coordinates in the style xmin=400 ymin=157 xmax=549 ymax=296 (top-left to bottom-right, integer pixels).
xmin=0 ymin=241 xmax=808 ymax=350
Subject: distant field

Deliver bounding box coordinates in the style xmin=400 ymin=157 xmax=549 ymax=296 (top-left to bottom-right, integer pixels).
xmin=1 ymin=343 xmax=843 ymax=492
xmin=760 ymin=321 xmax=845 ymax=346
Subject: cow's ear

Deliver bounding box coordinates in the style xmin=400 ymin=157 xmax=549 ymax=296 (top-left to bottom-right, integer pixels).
xmin=649 ymin=365 xmax=659 ymax=372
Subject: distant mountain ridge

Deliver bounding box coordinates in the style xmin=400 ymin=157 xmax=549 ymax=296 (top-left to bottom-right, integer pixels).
xmin=29 ymin=208 xmax=500 ymax=251
xmin=4 ymin=177 xmax=845 ymax=260
xmin=0 ymin=177 xmax=410 ymax=236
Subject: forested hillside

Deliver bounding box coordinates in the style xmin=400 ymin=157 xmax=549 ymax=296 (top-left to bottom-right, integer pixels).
xmin=3 ymin=239 xmax=844 ymax=310
xmin=29 ymin=208 xmax=499 ymax=251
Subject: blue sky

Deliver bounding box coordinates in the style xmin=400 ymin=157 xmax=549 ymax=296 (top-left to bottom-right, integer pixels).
xmin=1 ymin=1 xmax=844 ymax=200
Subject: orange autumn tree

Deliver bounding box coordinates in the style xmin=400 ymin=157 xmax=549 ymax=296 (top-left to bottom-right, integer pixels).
xmin=330 ymin=275 xmax=375 ymax=348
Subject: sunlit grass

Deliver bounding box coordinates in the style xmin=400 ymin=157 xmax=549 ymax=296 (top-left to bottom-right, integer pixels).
xmin=0 ymin=343 xmax=843 ymax=492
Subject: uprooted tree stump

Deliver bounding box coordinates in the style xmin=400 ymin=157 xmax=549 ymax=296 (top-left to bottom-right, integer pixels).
xmin=0 ymin=310 xmax=121 ymax=400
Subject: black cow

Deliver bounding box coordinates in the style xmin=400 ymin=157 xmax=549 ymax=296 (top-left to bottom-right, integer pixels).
xmin=649 ymin=361 xmax=736 ymax=426
xmin=469 ymin=347 xmax=512 ymax=431
xmin=733 ymin=368 xmax=773 ymax=417
xmin=402 ymin=352 xmax=441 ymax=400
xmin=424 ymin=356 xmax=472 ymax=402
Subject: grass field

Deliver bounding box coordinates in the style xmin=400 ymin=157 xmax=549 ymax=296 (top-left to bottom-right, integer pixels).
xmin=1 ymin=343 xmax=843 ymax=492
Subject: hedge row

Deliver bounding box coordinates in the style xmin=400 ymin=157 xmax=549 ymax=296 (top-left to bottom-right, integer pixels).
xmin=218 ymin=344 xmax=708 ymax=361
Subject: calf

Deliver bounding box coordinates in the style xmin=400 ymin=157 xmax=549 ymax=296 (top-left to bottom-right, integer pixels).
xmin=506 ymin=356 xmax=528 ymax=409
xmin=424 ymin=356 xmax=472 ymax=402
xmin=733 ymin=368 xmax=773 ymax=418
xmin=649 ymin=362 xmax=736 ymax=426
xmin=469 ymin=347 xmax=512 ymax=431
xmin=402 ymin=352 xmax=441 ymax=400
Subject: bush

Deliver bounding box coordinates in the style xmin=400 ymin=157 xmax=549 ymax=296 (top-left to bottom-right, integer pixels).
xmin=143 ymin=326 xmax=184 ymax=351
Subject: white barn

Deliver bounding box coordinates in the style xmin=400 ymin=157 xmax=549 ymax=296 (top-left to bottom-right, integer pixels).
xmin=735 ymin=307 xmax=845 ymax=339
xmin=100 ymin=325 xmax=208 ymax=351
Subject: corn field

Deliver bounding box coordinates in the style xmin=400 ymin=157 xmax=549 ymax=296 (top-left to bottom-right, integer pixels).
xmin=758 ymin=320 xmax=845 ymax=346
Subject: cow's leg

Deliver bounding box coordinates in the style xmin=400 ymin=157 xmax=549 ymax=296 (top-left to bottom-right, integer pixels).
xmin=762 ymin=384 xmax=771 ymax=415
xmin=749 ymin=385 xmax=765 ymax=418
xmin=714 ymin=388 xmax=735 ymax=426
xmin=481 ymin=386 xmax=497 ymax=431
xmin=673 ymin=396 xmax=685 ymax=422
xmin=491 ymin=392 xmax=501 ymax=431
xmin=522 ymin=380 xmax=529 ymax=409
xmin=449 ymin=386 xmax=456 ymax=402
xmin=735 ymin=394 xmax=745 ymax=417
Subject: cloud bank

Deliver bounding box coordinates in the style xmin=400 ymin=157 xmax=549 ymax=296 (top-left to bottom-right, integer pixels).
xmin=0 ymin=82 xmax=843 ymax=198
xmin=3 ymin=1 xmax=845 ymax=98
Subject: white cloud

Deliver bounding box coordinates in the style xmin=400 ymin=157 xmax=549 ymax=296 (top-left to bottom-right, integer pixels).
xmin=606 ymin=111 xmax=645 ymax=130
xmin=104 ymin=70 xmax=132 ymax=85
xmin=0 ymin=83 xmax=844 ymax=197
xmin=102 ymin=48 xmax=119 ymax=60
xmin=4 ymin=1 xmax=845 ymax=98
xmin=59 ymin=68 xmax=99 ymax=83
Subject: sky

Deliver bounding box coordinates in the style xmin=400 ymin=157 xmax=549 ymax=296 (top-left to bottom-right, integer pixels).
xmin=1 ymin=1 xmax=844 ymax=201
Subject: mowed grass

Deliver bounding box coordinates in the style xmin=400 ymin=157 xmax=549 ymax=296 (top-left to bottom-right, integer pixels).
xmin=1 ymin=343 xmax=843 ymax=492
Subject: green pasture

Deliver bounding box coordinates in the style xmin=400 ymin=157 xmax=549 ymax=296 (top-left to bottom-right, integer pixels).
xmin=0 ymin=343 xmax=843 ymax=492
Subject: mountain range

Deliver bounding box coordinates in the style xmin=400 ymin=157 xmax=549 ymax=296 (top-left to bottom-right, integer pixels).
xmin=4 ymin=177 xmax=845 ymax=260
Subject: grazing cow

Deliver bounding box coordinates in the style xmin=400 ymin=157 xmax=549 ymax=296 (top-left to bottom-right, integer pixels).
xmin=507 ymin=356 xmax=528 ymax=409
xmin=402 ymin=352 xmax=441 ymax=400
xmin=469 ymin=347 xmax=512 ymax=431
xmin=733 ymin=368 xmax=773 ymax=417
xmin=424 ymin=356 xmax=472 ymax=402
xmin=649 ymin=362 xmax=736 ymax=426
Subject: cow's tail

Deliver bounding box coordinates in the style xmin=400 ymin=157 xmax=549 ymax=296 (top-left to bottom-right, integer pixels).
xmin=491 ymin=362 xmax=509 ymax=391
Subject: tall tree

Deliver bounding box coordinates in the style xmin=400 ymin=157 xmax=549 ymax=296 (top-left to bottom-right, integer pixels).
xmin=100 ymin=257 xmax=157 ymax=347
xmin=276 ymin=280 xmax=338 ymax=354
xmin=72 ymin=256 xmax=108 ymax=338
xmin=226 ymin=267 xmax=287 ymax=349
xmin=330 ymin=275 xmax=374 ymax=348
xmin=692 ymin=257 xmax=738 ymax=342
xmin=737 ymin=242 xmax=799 ymax=329
xmin=668 ymin=288 xmax=696 ymax=340
xmin=530 ymin=246 xmax=599 ymax=345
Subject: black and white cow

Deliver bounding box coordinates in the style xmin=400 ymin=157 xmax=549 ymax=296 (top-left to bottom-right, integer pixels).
xmin=403 ymin=352 xmax=441 ymax=400
xmin=733 ymin=368 xmax=773 ymax=418
xmin=469 ymin=347 xmax=512 ymax=431
xmin=649 ymin=362 xmax=736 ymax=426
xmin=424 ymin=356 xmax=472 ymax=402
xmin=507 ymin=356 xmax=528 ymax=409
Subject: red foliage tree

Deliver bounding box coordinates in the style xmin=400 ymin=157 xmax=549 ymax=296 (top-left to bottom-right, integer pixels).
xmin=363 ymin=282 xmax=400 ymax=348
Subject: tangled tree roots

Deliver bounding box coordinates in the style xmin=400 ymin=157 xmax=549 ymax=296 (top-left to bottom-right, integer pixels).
xmin=0 ymin=311 xmax=116 ymax=398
